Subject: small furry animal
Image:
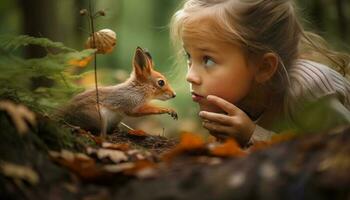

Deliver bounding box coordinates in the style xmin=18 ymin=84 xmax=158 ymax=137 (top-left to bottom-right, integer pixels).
xmin=60 ymin=47 xmax=177 ymax=136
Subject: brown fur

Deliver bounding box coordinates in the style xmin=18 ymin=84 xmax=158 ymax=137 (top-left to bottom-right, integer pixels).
xmin=60 ymin=47 xmax=177 ymax=135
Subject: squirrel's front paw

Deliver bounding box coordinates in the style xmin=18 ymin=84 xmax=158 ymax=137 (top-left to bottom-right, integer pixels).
xmin=168 ymin=110 xmax=178 ymax=120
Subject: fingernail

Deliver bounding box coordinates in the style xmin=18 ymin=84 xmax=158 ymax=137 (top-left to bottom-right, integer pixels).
xmin=199 ymin=112 xmax=203 ymax=117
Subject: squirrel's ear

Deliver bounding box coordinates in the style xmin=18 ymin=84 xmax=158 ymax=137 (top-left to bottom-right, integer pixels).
xmin=144 ymin=49 xmax=153 ymax=63
xmin=133 ymin=47 xmax=152 ymax=79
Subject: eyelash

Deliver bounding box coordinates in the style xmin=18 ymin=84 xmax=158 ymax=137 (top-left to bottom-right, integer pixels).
xmin=203 ymin=56 xmax=215 ymax=67
xmin=185 ymin=52 xmax=216 ymax=68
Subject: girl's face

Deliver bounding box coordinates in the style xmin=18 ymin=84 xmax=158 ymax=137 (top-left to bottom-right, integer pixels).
xmin=183 ymin=35 xmax=258 ymax=113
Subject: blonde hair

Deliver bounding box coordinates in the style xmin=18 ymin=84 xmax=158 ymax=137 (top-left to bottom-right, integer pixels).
xmin=170 ymin=0 xmax=350 ymax=90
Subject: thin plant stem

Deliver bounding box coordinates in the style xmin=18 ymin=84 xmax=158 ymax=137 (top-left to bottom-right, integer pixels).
xmin=88 ymin=0 xmax=102 ymax=122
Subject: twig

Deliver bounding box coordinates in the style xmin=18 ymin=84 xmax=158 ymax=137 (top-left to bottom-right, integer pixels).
xmin=120 ymin=122 xmax=134 ymax=131
xmin=88 ymin=0 xmax=102 ymax=122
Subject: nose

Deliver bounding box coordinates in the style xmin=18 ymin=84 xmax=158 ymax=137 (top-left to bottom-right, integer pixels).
xmin=172 ymin=92 xmax=176 ymax=98
xmin=186 ymin=67 xmax=201 ymax=85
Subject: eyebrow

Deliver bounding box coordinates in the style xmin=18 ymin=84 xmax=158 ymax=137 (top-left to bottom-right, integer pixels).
xmin=197 ymin=47 xmax=217 ymax=54
xmin=183 ymin=45 xmax=217 ymax=54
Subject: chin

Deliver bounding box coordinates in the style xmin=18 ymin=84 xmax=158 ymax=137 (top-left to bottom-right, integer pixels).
xmin=198 ymin=103 xmax=222 ymax=113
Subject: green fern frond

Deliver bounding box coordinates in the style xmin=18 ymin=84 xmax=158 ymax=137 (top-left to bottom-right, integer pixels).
xmin=0 ymin=35 xmax=96 ymax=115
xmin=0 ymin=35 xmax=76 ymax=52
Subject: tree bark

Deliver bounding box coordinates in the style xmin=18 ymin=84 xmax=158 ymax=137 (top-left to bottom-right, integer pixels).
xmin=17 ymin=0 xmax=60 ymax=58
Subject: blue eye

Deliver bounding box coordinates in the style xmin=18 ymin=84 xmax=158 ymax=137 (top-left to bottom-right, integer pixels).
xmin=203 ymin=56 xmax=215 ymax=68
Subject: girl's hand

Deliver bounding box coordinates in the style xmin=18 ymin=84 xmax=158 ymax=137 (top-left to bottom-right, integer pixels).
xmin=199 ymin=95 xmax=256 ymax=146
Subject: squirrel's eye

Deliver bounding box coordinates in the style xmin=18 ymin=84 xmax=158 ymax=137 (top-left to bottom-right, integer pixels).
xmin=158 ymin=79 xmax=165 ymax=87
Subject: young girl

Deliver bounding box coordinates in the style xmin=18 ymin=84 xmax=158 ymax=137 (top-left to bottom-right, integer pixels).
xmin=170 ymin=0 xmax=350 ymax=146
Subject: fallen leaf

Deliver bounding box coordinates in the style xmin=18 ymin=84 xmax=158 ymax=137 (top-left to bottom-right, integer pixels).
xmin=0 ymin=161 xmax=39 ymax=185
xmin=87 ymin=148 xmax=128 ymax=163
xmin=209 ymin=139 xmax=247 ymax=157
xmin=162 ymin=132 xmax=206 ymax=162
xmin=127 ymin=149 xmax=153 ymax=161
xmin=270 ymin=131 xmax=297 ymax=144
xmin=178 ymin=132 xmax=205 ymax=149
xmin=103 ymin=162 xmax=135 ymax=173
xmin=49 ymin=150 xmax=106 ymax=181
xmin=60 ymin=149 xmax=75 ymax=162
xmin=68 ymin=55 xmax=93 ymax=68
xmin=249 ymin=131 xmax=297 ymax=152
xmin=102 ymin=142 xmax=130 ymax=151
xmin=0 ymin=100 xmax=36 ymax=135
xmin=128 ymin=129 xmax=147 ymax=137
xmin=91 ymin=136 xmax=106 ymax=145
xmin=248 ymin=141 xmax=271 ymax=152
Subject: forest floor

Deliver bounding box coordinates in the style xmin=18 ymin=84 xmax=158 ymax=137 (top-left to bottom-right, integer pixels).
xmin=0 ymin=106 xmax=350 ymax=200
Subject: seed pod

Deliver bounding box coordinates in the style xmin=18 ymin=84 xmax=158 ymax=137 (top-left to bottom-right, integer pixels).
xmin=98 ymin=10 xmax=106 ymax=16
xmin=79 ymin=9 xmax=88 ymax=16
xmin=85 ymin=29 xmax=117 ymax=54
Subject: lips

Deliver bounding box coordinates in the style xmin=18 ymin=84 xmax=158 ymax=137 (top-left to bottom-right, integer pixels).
xmin=191 ymin=91 xmax=205 ymax=102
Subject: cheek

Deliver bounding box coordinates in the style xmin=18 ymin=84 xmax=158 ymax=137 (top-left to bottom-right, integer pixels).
xmin=208 ymin=68 xmax=254 ymax=103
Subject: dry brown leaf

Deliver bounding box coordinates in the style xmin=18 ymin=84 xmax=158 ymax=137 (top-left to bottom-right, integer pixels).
xmin=50 ymin=150 xmax=108 ymax=181
xmin=91 ymin=136 xmax=107 ymax=145
xmin=128 ymin=129 xmax=147 ymax=137
xmin=97 ymin=149 xmax=128 ymax=163
xmin=209 ymin=139 xmax=247 ymax=157
xmin=102 ymin=142 xmax=130 ymax=151
xmin=125 ymin=149 xmax=154 ymax=162
xmin=87 ymin=148 xmax=128 ymax=163
xmin=0 ymin=100 xmax=36 ymax=135
xmin=0 ymin=161 xmax=39 ymax=185
xmin=103 ymin=162 xmax=135 ymax=173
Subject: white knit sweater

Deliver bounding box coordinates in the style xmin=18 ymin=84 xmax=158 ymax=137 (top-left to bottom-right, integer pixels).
xmin=250 ymin=59 xmax=350 ymax=143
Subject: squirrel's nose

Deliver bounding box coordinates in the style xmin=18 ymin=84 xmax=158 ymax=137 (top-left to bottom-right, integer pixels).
xmin=172 ymin=93 xmax=176 ymax=98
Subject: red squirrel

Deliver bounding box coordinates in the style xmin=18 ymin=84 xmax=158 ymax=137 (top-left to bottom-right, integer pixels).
xmin=61 ymin=47 xmax=177 ymax=136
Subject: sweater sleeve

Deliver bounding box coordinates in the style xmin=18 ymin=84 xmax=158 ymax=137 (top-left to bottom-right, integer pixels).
xmin=248 ymin=60 xmax=350 ymax=144
xmin=248 ymin=125 xmax=276 ymax=144
xmin=284 ymin=60 xmax=350 ymax=131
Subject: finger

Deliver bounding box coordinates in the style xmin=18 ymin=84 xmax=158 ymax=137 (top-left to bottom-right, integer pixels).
xmin=199 ymin=111 xmax=232 ymax=125
xmin=207 ymin=95 xmax=240 ymax=115
xmin=202 ymin=121 xmax=233 ymax=135
xmin=209 ymin=131 xmax=229 ymax=141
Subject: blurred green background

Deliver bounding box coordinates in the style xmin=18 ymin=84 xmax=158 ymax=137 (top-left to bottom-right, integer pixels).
xmin=0 ymin=0 xmax=349 ymax=137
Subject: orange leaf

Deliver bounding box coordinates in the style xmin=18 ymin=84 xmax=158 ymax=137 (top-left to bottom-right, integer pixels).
xmin=68 ymin=55 xmax=93 ymax=68
xmin=249 ymin=141 xmax=272 ymax=152
xmin=210 ymin=139 xmax=247 ymax=157
xmin=161 ymin=132 xmax=206 ymax=162
xmin=249 ymin=131 xmax=297 ymax=152
xmin=270 ymin=131 xmax=297 ymax=144
xmin=178 ymin=132 xmax=205 ymax=150
xmin=91 ymin=135 xmax=106 ymax=145
xmin=128 ymin=129 xmax=147 ymax=137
